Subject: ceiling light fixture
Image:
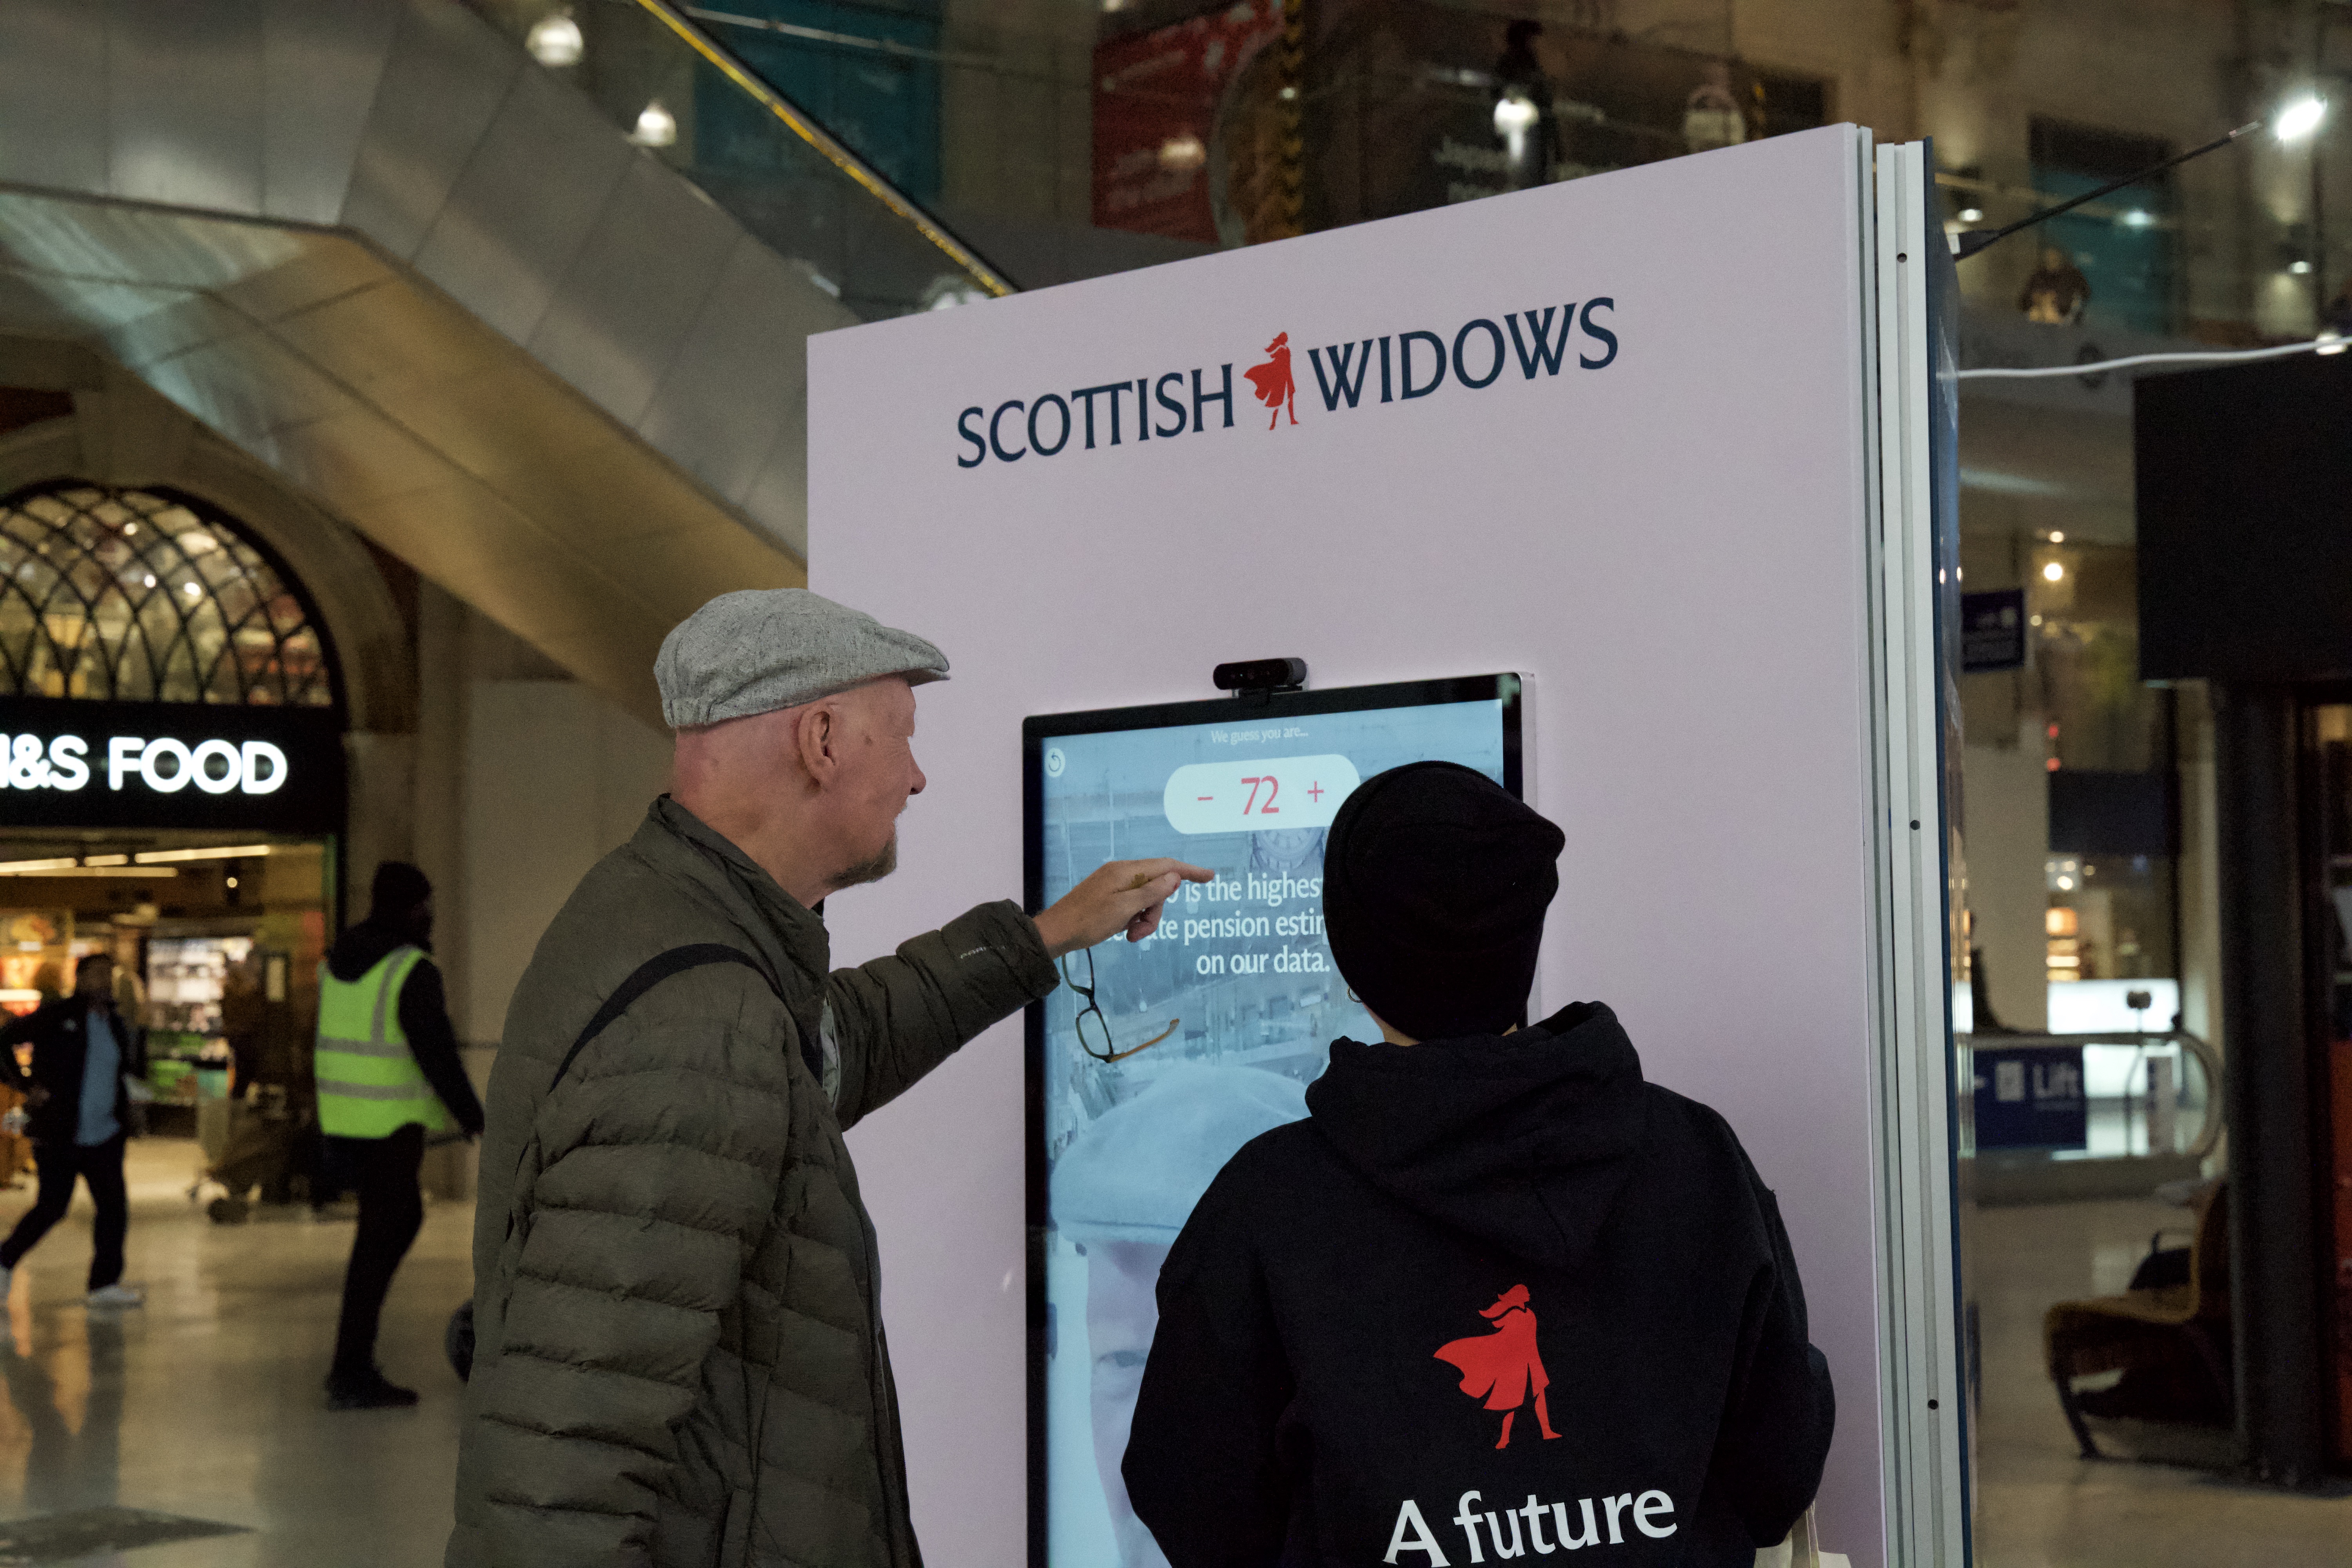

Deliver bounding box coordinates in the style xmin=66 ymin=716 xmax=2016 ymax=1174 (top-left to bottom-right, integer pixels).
xmin=630 ymin=100 xmax=678 ymax=148
xmin=1962 ymin=98 xmax=2323 ymax=260
xmin=2276 ymin=95 xmax=2328 ymax=143
xmin=1493 ymin=94 xmax=1539 ymax=136
xmin=0 ymin=866 xmax=177 ymax=879
xmin=526 ymin=11 xmax=584 ymax=67
xmin=1158 ymin=134 xmax=1206 ymax=172
xmin=133 ymin=844 xmax=277 ymax=865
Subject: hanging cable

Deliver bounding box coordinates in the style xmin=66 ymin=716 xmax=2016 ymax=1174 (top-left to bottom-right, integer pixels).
xmin=1955 ymin=336 xmax=2339 ymax=381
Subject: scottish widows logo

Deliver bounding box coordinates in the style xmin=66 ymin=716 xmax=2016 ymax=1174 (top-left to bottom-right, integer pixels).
xmin=952 ymin=297 xmax=1618 ymax=468
xmin=1245 ymin=333 xmax=1299 ymax=428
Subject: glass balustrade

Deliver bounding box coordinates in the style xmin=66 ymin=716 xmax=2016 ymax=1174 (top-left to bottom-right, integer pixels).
xmin=1958 ymin=1030 xmax=2221 ymax=1163
xmin=466 ymin=0 xmax=1011 ymax=320
xmin=475 ymin=1 xmax=2331 ymax=341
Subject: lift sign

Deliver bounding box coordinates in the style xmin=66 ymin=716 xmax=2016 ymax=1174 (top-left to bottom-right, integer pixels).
xmin=1973 ymin=1045 xmax=2089 ymax=1152
xmin=0 ymin=732 xmax=290 ymax=797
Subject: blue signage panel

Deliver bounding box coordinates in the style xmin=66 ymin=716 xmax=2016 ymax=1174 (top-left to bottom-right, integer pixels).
xmin=1960 ymin=588 xmax=2026 ymax=673
xmin=1973 ymin=1044 xmax=2087 ymax=1151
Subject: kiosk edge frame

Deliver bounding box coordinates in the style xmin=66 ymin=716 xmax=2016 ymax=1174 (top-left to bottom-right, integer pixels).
xmin=1862 ymin=134 xmax=1971 ymax=1568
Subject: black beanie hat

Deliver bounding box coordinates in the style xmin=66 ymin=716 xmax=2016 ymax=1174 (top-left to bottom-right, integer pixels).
xmin=1322 ymin=762 xmax=1564 ymax=1042
xmin=370 ymin=861 xmax=432 ymax=919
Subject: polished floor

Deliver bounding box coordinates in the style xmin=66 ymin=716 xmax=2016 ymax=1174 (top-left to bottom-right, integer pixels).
xmin=0 ymin=1139 xmax=468 ymax=1566
xmin=0 ymin=1144 xmax=2343 ymax=1564
xmin=1971 ymin=1196 xmax=2351 ymax=1567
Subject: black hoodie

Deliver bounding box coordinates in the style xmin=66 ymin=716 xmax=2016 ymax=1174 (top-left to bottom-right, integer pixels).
xmin=1123 ymin=1003 xmax=1833 ymax=1567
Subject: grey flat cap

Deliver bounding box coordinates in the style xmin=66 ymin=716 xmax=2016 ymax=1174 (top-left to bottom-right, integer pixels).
xmin=655 ymin=588 xmax=949 ymax=728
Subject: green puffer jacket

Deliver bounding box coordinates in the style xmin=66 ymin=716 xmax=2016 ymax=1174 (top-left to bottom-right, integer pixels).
xmin=448 ymin=798 xmax=1056 ymax=1568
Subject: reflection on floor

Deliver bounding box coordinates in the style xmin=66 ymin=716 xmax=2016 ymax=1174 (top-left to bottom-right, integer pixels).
xmin=0 ymin=1144 xmax=2345 ymax=1564
xmin=0 ymin=1138 xmax=470 ymax=1567
xmin=1972 ymin=1197 xmax=2350 ymax=1566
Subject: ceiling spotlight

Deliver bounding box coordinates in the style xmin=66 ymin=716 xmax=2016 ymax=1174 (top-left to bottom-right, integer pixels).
xmin=630 ymin=100 xmax=678 ymax=148
xmin=1157 ymin=133 xmax=1206 ymax=173
xmin=526 ymin=11 xmax=584 ymax=68
xmin=2043 ymin=561 xmax=2065 ymax=582
xmin=1958 ymin=206 xmax=1984 ymax=223
xmin=2121 ymin=209 xmax=2154 ymax=229
xmin=2276 ymin=95 xmax=2327 ymax=142
xmin=2048 ymin=530 xmax=2065 ymax=543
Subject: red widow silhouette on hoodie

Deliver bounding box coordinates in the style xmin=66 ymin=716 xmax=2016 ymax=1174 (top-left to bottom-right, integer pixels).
xmin=1434 ymin=1284 xmax=1562 ymax=1449
xmin=1243 ymin=332 xmax=1297 ymax=428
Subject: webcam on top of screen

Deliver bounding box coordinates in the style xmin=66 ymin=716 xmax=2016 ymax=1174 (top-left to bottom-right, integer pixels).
xmin=1214 ymin=659 xmax=1307 ymax=704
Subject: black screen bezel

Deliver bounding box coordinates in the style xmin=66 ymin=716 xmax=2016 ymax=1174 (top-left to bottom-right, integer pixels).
xmin=1019 ymin=673 xmax=1525 ymax=1565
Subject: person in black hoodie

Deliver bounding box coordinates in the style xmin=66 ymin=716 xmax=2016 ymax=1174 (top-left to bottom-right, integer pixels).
xmin=316 ymin=862 xmax=485 ymax=1408
xmin=1123 ymin=762 xmax=1834 ymax=1566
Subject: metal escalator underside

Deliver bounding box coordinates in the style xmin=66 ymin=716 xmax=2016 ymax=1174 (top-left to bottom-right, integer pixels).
xmin=0 ymin=0 xmax=979 ymax=722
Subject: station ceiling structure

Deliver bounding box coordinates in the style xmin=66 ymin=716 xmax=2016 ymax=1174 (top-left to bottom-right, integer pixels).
xmin=0 ymin=0 xmax=862 ymax=724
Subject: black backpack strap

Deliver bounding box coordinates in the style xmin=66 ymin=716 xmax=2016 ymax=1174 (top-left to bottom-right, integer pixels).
xmin=546 ymin=944 xmax=796 ymax=1094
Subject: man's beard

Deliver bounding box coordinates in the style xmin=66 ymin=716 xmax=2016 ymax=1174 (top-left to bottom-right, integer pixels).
xmin=836 ymin=829 xmax=899 ymax=889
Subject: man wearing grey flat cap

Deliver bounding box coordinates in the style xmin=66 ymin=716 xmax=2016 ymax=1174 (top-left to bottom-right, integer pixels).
xmin=450 ymin=588 xmax=1207 ymax=1568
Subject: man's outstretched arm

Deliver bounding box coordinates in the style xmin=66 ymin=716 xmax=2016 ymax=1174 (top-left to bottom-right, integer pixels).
xmin=824 ymin=858 xmax=1211 ymax=1127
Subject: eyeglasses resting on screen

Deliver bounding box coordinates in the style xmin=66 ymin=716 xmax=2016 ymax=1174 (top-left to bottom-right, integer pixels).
xmin=1060 ymin=946 xmax=1178 ymax=1064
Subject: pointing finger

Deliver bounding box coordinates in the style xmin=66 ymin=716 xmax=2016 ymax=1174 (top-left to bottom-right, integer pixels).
xmin=1121 ymin=859 xmax=1214 ymax=889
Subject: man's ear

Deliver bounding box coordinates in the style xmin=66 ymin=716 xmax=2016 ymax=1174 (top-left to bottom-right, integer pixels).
xmin=794 ymin=700 xmax=838 ymax=784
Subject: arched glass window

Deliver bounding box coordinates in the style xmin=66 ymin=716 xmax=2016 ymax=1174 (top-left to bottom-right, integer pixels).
xmin=0 ymin=483 xmax=334 ymax=706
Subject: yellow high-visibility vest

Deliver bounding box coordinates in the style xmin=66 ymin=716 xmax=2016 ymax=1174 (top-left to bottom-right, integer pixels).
xmin=313 ymin=946 xmax=451 ymax=1139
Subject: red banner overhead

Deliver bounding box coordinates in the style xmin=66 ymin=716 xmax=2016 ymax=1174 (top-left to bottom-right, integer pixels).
xmin=1093 ymin=1 xmax=1287 ymax=245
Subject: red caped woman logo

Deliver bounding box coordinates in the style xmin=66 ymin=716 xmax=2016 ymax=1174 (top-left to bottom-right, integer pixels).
xmin=1435 ymin=1283 xmax=1562 ymax=1449
xmin=1243 ymin=332 xmax=1297 ymax=428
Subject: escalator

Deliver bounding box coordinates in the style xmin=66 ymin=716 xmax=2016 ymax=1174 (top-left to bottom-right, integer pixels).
xmin=466 ymin=0 xmax=1011 ymax=319
xmin=0 ymin=0 xmax=1006 ymax=722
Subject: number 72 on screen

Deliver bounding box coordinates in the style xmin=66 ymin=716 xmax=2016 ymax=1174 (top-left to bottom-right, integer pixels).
xmin=1162 ymin=755 xmax=1362 ymax=834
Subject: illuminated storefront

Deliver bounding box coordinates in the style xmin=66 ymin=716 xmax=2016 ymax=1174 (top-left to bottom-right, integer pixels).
xmin=0 ymin=482 xmax=343 ymax=1131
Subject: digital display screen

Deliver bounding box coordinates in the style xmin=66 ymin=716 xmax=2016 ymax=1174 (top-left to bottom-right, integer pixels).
xmin=1024 ymin=676 xmax=1523 ymax=1567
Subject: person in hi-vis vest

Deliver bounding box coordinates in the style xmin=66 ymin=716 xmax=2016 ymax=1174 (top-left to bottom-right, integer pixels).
xmin=316 ymin=862 xmax=484 ymax=1410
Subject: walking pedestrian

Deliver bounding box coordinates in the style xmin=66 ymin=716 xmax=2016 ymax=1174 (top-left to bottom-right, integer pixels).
xmin=0 ymin=955 xmax=148 ymax=1308
xmin=450 ymin=588 xmax=1207 ymax=1568
xmin=316 ymin=861 xmax=484 ymax=1410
